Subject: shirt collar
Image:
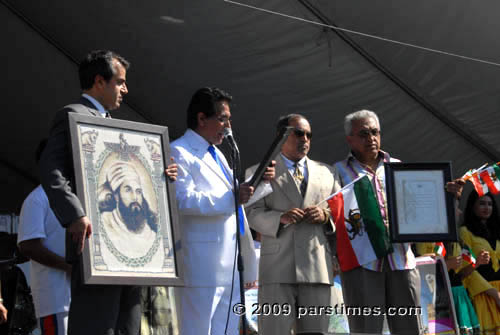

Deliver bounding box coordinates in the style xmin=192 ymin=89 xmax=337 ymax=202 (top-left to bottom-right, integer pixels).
xmin=186 ymin=128 xmax=212 ymax=151
xmin=81 ymin=93 xmax=107 ymax=117
xmin=346 ymin=150 xmax=391 ymax=165
xmin=280 ymin=153 xmax=307 ymax=170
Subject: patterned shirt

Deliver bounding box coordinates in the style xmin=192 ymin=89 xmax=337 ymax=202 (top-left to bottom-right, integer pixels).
xmin=333 ymin=151 xmax=416 ymax=271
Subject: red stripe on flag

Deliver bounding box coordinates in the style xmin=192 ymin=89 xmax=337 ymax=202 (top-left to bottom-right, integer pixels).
xmin=463 ymin=254 xmax=476 ymax=268
xmin=480 ymin=170 xmax=499 ymax=195
xmin=328 ymin=193 xmax=360 ymax=272
xmin=41 ymin=314 xmax=57 ymax=335
xmin=434 ymin=242 xmax=446 ymax=258
xmin=471 ymin=174 xmax=485 ymax=196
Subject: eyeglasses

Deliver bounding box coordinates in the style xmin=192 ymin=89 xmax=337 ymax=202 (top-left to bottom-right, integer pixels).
xmin=356 ymin=128 xmax=380 ymax=139
xmin=293 ymin=128 xmax=313 ymax=139
xmin=211 ymin=115 xmax=231 ymax=124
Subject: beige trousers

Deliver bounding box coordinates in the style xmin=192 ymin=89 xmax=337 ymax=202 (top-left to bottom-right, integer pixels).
xmin=258 ymin=283 xmax=334 ymax=335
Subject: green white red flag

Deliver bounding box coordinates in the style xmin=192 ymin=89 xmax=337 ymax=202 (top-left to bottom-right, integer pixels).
xmin=463 ymin=163 xmax=500 ymax=196
xmin=434 ymin=242 xmax=446 ymax=257
xmin=479 ymin=165 xmax=500 ymax=195
xmin=464 ymin=169 xmax=488 ymax=196
xmin=462 ymin=246 xmax=476 ymax=268
xmin=327 ymin=175 xmax=392 ymax=272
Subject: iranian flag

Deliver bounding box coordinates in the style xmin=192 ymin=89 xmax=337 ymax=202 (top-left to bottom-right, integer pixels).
xmin=434 ymin=242 xmax=446 ymax=257
xmin=328 ymin=175 xmax=393 ymax=272
xmin=479 ymin=165 xmax=500 ymax=195
xmin=462 ymin=246 xmax=476 ymax=267
xmin=463 ymin=164 xmax=500 ymax=196
xmin=466 ymin=170 xmax=488 ymax=197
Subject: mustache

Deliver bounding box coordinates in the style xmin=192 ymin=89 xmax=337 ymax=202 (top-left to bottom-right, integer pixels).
xmin=129 ymin=202 xmax=142 ymax=210
xmin=119 ymin=200 xmax=144 ymax=217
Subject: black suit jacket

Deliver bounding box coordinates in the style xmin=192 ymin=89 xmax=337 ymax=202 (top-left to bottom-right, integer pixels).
xmin=39 ymin=97 xmax=102 ymax=228
xmin=39 ymin=97 xmax=142 ymax=335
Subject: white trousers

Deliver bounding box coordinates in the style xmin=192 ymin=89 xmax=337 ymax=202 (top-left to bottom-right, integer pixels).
xmin=178 ymin=285 xmax=241 ymax=335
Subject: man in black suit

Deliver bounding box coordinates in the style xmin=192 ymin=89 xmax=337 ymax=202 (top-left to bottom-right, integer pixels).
xmin=39 ymin=50 xmax=176 ymax=335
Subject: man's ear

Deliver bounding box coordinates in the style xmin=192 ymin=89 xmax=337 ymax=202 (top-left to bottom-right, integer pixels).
xmin=94 ymin=74 xmax=106 ymax=89
xmin=197 ymin=112 xmax=207 ymax=128
xmin=346 ymin=135 xmax=353 ymax=146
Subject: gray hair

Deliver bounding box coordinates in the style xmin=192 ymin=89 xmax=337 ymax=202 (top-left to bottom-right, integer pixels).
xmin=344 ymin=110 xmax=380 ymax=136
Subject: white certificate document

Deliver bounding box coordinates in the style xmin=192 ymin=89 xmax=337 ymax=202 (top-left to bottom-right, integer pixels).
xmin=394 ymin=170 xmax=448 ymax=234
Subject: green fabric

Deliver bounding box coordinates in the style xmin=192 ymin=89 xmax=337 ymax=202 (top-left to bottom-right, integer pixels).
xmin=493 ymin=164 xmax=500 ymax=181
xmin=353 ymin=175 xmax=392 ymax=258
xmin=451 ymin=286 xmax=480 ymax=334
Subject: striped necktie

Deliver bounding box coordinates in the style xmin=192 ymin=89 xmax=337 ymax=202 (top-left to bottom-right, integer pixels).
xmin=207 ymin=145 xmax=245 ymax=235
xmin=293 ymin=163 xmax=307 ymax=197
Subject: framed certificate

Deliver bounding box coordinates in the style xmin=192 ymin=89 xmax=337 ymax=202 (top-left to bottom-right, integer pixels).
xmin=385 ymin=162 xmax=457 ymax=242
xmin=68 ymin=113 xmax=184 ymax=285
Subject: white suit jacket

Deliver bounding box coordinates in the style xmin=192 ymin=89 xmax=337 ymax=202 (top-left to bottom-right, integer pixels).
xmin=171 ymin=129 xmax=257 ymax=287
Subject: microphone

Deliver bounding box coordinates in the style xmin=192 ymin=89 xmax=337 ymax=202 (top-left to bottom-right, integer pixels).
xmin=223 ymin=128 xmax=239 ymax=153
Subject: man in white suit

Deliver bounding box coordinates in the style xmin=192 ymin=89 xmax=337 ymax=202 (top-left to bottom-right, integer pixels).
xmin=171 ymin=87 xmax=273 ymax=335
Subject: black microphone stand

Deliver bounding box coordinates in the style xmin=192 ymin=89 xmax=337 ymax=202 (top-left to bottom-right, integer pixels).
xmin=229 ymin=143 xmax=247 ymax=334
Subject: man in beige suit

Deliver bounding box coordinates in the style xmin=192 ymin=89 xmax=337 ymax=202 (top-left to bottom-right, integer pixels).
xmin=246 ymin=114 xmax=340 ymax=334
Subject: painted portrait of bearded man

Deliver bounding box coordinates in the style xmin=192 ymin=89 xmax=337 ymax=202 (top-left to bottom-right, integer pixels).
xmin=97 ymin=160 xmax=164 ymax=272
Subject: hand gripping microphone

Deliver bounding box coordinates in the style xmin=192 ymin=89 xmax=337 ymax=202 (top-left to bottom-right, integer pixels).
xmin=223 ymin=127 xmax=239 ymax=154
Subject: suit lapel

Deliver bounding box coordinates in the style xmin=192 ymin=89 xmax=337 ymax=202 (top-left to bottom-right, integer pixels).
xmin=274 ymin=155 xmax=303 ymax=206
xmin=79 ymin=97 xmax=102 ymax=117
xmin=216 ymin=149 xmax=235 ymax=186
xmin=185 ymin=132 xmax=232 ymax=189
xmin=202 ymin=149 xmax=233 ymax=189
xmin=303 ymin=158 xmax=319 ymax=206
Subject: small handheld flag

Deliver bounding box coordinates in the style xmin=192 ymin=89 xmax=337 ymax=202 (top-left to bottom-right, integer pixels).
xmin=462 ymin=246 xmax=476 ymax=268
xmin=434 ymin=242 xmax=446 ymax=258
xmin=463 ymin=162 xmax=500 ymax=196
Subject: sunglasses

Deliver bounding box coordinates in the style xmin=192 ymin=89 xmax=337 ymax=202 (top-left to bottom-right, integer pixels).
xmin=293 ymin=128 xmax=313 ymax=139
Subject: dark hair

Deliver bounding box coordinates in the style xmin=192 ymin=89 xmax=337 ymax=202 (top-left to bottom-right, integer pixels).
xmin=276 ymin=113 xmax=307 ymax=132
xmin=35 ymin=139 xmax=48 ymax=163
xmin=78 ymin=50 xmax=130 ymax=90
xmin=464 ymin=191 xmax=500 ymax=241
xmin=186 ymin=87 xmax=232 ymax=129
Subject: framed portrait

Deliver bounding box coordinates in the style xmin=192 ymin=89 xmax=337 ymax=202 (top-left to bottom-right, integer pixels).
xmin=416 ymin=256 xmax=459 ymax=335
xmin=68 ymin=113 xmax=184 ymax=286
xmin=385 ymin=162 xmax=458 ymax=243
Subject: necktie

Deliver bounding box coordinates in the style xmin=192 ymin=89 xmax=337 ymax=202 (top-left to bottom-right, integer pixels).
xmin=207 ymin=146 xmax=245 ymax=235
xmin=293 ymin=163 xmax=307 ymax=197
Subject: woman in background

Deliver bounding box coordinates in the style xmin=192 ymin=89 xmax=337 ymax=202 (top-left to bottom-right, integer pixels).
xmin=416 ymin=242 xmax=483 ymax=334
xmin=460 ymin=191 xmax=500 ymax=334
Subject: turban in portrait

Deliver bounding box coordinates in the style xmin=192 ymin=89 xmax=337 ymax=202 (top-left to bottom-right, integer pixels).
xmin=106 ymin=161 xmax=142 ymax=192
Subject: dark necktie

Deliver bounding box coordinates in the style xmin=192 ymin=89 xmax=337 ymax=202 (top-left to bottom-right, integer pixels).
xmin=207 ymin=146 xmax=245 ymax=235
xmin=293 ymin=163 xmax=307 ymax=197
